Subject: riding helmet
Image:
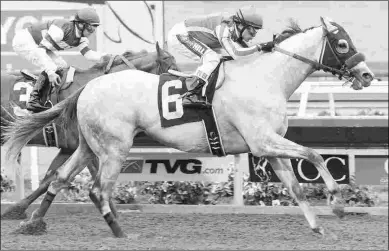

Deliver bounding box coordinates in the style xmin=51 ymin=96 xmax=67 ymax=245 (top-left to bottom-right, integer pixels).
xmin=74 ymin=7 xmax=100 ymax=25
xmin=234 ymin=5 xmax=263 ymax=29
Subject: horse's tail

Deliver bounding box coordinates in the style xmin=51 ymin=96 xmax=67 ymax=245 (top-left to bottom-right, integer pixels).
xmin=2 ymin=85 xmax=86 ymax=162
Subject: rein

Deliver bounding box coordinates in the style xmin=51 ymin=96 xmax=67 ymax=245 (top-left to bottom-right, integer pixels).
xmin=273 ymin=31 xmax=364 ymax=85
xmin=105 ymin=54 xmax=136 ymax=74
xmin=273 ymin=46 xmax=352 ymax=80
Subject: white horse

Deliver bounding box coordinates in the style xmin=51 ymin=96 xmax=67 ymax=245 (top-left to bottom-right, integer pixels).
xmin=3 ymin=17 xmax=374 ymax=238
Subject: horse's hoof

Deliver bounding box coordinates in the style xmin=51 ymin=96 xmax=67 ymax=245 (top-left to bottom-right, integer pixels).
xmin=115 ymin=232 xmax=126 ymax=238
xmin=13 ymin=218 xmax=47 ymax=235
xmin=111 ymin=223 xmax=125 ymax=238
xmin=313 ymin=227 xmax=339 ymax=241
xmin=1 ymin=205 xmax=28 ymax=220
xmin=312 ymin=226 xmax=325 ymax=235
xmin=330 ymin=195 xmax=346 ymax=219
xmin=332 ymin=204 xmax=346 ymax=219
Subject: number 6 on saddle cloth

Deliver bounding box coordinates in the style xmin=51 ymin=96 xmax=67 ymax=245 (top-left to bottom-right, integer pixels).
xmin=157 ymin=59 xmax=230 ymax=157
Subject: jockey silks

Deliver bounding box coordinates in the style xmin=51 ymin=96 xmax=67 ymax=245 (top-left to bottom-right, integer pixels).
xmin=12 ymin=19 xmax=105 ymax=75
xmin=183 ymin=12 xmax=259 ymax=59
xmin=168 ymin=12 xmax=261 ymax=95
xmin=27 ymin=19 xmax=91 ymax=54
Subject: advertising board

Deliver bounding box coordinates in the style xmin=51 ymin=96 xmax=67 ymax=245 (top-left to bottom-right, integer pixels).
xmin=118 ymin=156 xmax=232 ymax=182
xmin=248 ymin=153 xmax=350 ymax=184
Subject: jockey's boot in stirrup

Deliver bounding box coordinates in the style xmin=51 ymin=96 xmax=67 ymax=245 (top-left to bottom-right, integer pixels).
xmin=182 ymin=78 xmax=211 ymax=108
xmin=26 ymin=73 xmax=50 ymax=113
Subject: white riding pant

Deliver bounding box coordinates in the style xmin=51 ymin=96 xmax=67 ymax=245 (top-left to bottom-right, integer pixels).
xmin=167 ymin=22 xmax=222 ymax=96
xmin=12 ymin=28 xmax=68 ymax=76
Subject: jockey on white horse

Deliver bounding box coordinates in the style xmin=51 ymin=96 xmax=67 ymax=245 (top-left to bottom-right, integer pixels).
xmin=167 ymin=5 xmax=275 ymax=107
xmin=12 ymin=7 xmax=107 ymax=113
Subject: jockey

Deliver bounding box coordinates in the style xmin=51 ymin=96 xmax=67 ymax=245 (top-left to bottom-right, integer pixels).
xmin=12 ymin=7 xmax=107 ymax=113
xmin=167 ymin=5 xmax=275 ymax=107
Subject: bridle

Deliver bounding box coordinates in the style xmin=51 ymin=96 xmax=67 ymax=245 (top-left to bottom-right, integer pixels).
xmin=273 ymin=26 xmax=365 ymax=85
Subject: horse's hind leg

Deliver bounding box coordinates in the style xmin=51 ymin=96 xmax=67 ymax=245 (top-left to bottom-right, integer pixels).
xmin=267 ymin=157 xmax=324 ymax=235
xmin=15 ymin=134 xmax=95 ymax=235
xmin=1 ymin=149 xmax=72 ymax=220
xmin=89 ymin=149 xmax=128 ymax=238
xmin=87 ymin=158 xmax=119 ymax=218
xmin=248 ymin=132 xmax=345 ymax=218
xmin=87 ymin=130 xmax=134 ymax=238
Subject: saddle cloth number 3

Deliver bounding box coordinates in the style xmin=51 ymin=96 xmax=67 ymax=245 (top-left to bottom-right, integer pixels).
xmin=161 ymin=79 xmax=184 ymax=120
xmin=13 ymin=81 xmax=33 ymax=115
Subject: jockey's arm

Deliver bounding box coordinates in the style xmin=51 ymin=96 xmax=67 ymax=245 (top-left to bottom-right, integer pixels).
xmin=77 ymin=37 xmax=107 ymax=62
xmin=215 ymin=25 xmax=258 ymax=60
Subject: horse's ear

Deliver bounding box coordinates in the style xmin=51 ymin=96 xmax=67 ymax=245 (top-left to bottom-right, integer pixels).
xmin=156 ymin=42 xmax=161 ymax=56
xmin=320 ymin=16 xmax=337 ymax=33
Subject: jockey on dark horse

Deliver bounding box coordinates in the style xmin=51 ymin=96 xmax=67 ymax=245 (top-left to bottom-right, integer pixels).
xmin=12 ymin=7 xmax=108 ymax=113
xmin=167 ymin=5 xmax=275 ymax=107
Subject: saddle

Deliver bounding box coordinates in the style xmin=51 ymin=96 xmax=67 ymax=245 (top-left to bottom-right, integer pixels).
xmin=14 ymin=69 xmax=60 ymax=147
xmin=20 ymin=69 xmax=38 ymax=81
xmin=157 ymin=57 xmax=233 ymax=157
xmin=37 ymin=67 xmax=76 ymax=108
xmin=168 ymin=56 xmax=232 ymax=100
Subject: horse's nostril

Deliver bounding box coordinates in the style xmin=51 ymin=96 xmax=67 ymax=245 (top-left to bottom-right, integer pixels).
xmin=362 ymin=73 xmax=374 ymax=81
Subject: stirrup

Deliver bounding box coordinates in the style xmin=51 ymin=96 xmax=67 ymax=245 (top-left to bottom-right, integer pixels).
xmin=44 ymin=100 xmax=53 ymax=109
xmin=179 ymin=90 xmax=194 ymax=99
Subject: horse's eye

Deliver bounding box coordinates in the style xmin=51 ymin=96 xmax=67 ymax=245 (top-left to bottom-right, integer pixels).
xmin=336 ymin=39 xmax=349 ymax=54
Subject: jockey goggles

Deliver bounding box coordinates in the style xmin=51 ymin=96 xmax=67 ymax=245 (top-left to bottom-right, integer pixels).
xmin=84 ymin=23 xmax=99 ymax=33
xmin=246 ymin=26 xmax=260 ymax=36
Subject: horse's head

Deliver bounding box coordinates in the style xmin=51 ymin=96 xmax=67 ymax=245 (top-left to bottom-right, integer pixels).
xmin=152 ymin=42 xmax=179 ymax=75
xmin=319 ymin=17 xmax=375 ymax=90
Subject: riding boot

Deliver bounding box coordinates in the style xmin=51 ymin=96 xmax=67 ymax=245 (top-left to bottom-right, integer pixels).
xmin=26 ymin=72 xmax=50 ymax=113
xmin=182 ymin=79 xmax=212 ymax=108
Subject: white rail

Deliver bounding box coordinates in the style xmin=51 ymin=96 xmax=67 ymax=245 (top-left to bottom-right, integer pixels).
xmin=295 ymin=80 xmax=388 ymax=116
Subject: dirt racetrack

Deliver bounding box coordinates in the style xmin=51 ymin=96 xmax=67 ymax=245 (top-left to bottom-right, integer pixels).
xmin=1 ymin=208 xmax=388 ymax=250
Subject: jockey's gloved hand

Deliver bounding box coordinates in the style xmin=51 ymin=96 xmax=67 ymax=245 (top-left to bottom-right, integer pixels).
xmin=101 ymin=54 xmax=113 ymax=61
xmin=48 ymin=72 xmax=61 ymax=87
xmin=258 ymin=41 xmax=275 ymax=52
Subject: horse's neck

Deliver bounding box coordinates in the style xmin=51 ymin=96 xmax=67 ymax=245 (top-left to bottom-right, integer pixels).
xmin=110 ymin=53 xmax=156 ymax=72
xmin=75 ymin=63 xmax=129 ymax=84
xmin=74 ymin=52 xmax=156 ymax=84
xmin=276 ymin=27 xmax=325 ymax=99
xmin=223 ymin=27 xmax=324 ymax=102
xmin=131 ymin=53 xmax=156 ymax=71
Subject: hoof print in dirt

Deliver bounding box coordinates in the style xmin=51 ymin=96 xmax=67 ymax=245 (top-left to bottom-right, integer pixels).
xmin=13 ymin=219 xmax=47 ymax=235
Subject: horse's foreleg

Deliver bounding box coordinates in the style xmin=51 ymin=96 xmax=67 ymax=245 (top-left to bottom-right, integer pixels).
xmin=267 ymin=157 xmax=325 ymax=235
xmin=1 ymin=149 xmax=73 ymax=220
xmin=15 ymin=145 xmax=93 ymax=235
xmin=248 ymin=132 xmax=344 ymax=218
xmin=87 ymin=158 xmax=119 ymax=218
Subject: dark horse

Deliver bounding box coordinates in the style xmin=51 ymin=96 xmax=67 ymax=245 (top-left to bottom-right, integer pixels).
xmin=1 ymin=43 xmax=178 ymax=220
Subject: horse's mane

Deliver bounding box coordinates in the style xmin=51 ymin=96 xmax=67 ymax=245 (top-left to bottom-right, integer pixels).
xmin=90 ymin=49 xmax=149 ymax=70
xmin=274 ymin=19 xmax=318 ymax=44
